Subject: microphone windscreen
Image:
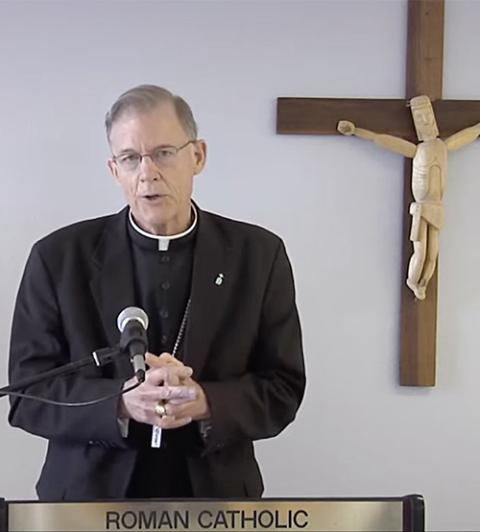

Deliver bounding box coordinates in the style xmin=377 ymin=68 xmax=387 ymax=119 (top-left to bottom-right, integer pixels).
xmin=116 ymin=307 xmax=149 ymax=332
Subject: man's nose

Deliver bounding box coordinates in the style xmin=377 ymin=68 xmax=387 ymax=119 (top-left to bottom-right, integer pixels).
xmin=138 ymin=155 xmax=159 ymax=180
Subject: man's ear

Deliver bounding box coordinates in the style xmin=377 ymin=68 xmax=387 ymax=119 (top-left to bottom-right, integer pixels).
xmin=108 ymin=159 xmax=119 ymax=182
xmin=193 ymin=139 xmax=207 ymax=174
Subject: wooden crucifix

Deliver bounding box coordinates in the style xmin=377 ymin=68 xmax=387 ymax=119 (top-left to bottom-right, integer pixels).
xmin=277 ymin=0 xmax=480 ymax=386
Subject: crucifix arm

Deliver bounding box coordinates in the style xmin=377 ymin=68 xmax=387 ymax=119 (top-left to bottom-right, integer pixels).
xmin=337 ymin=120 xmax=417 ymax=158
xmin=444 ymin=122 xmax=480 ymax=151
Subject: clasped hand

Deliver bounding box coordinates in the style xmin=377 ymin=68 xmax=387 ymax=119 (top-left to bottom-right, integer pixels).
xmin=119 ymin=352 xmax=210 ymax=429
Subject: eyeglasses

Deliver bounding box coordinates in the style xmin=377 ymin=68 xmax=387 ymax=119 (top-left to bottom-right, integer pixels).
xmin=112 ymin=140 xmax=196 ymax=172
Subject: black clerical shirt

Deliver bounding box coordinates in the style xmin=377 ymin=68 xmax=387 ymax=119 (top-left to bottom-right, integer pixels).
xmin=125 ymin=210 xmax=201 ymax=498
xmin=127 ymin=213 xmax=195 ymax=360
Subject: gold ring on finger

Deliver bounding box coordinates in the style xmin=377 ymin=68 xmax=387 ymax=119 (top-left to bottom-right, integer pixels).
xmin=154 ymin=402 xmax=167 ymax=418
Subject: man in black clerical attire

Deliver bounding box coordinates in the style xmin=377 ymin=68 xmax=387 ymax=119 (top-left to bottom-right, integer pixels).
xmin=8 ymin=85 xmax=305 ymax=501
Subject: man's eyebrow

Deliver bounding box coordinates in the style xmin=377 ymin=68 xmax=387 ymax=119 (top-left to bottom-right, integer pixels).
xmin=152 ymin=143 xmax=177 ymax=149
xmin=117 ymin=144 xmax=176 ymax=155
xmin=116 ymin=148 xmax=138 ymax=155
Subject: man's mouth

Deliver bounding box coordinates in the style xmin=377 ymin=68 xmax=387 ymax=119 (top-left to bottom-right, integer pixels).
xmin=142 ymin=194 xmax=164 ymax=201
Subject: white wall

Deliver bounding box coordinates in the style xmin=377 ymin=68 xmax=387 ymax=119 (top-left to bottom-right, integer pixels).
xmin=0 ymin=0 xmax=479 ymax=530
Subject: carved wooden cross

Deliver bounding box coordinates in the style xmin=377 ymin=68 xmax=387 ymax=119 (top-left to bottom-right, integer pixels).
xmin=277 ymin=0 xmax=480 ymax=386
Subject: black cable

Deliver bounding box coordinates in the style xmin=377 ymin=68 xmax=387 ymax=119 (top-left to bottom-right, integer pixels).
xmin=5 ymin=381 xmax=140 ymax=407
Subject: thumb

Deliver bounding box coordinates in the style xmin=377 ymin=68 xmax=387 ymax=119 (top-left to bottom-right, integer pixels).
xmin=146 ymin=367 xmax=169 ymax=386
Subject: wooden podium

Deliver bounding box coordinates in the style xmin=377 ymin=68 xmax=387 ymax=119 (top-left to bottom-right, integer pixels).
xmin=0 ymin=495 xmax=424 ymax=531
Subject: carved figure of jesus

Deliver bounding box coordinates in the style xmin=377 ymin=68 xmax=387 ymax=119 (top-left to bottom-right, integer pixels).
xmin=338 ymin=95 xmax=480 ymax=300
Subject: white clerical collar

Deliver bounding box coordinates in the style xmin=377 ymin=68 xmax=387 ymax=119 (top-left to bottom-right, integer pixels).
xmin=128 ymin=204 xmax=198 ymax=251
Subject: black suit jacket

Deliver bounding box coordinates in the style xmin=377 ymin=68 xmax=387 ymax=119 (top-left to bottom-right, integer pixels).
xmin=9 ymin=206 xmax=305 ymax=500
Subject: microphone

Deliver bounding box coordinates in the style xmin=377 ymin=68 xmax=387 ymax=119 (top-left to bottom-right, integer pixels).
xmin=117 ymin=307 xmax=149 ymax=383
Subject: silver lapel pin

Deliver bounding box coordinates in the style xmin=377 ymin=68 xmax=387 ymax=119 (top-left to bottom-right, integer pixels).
xmin=215 ymin=273 xmax=224 ymax=286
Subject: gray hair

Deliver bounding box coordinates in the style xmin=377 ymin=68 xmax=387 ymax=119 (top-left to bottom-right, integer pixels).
xmin=105 ymin=85 xmax=198 ymax=141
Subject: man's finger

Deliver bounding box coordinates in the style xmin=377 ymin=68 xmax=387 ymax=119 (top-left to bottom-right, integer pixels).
xmin=156 ymin=415 xmax=193 ymax=430
xmin=145 ymin=367 xmax=168 ymax=385
xmin=166 ymin=397 xmax=195 ymax=406
xmin=165 ymin=401 xmax=195 ymax=418
xmin=146 ymin=352 xmax=184 ymax=368
xmin=159 ymin=352 xmax=183 ymax=365
xmin=147 ymin=366 xmax=192 ymax=386
xmin=156 ymin=386 xmax=197 ymax=401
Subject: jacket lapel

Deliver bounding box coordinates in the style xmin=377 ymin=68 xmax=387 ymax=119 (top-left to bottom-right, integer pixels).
xmin=89 ymin=208 xmax=137 ymax=378
xmin=184 ymin=210 xmax=232 ymax=377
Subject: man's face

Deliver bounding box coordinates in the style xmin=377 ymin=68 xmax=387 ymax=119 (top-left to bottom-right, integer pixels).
xmin=108 ymin=103 xmax=206 ymax=235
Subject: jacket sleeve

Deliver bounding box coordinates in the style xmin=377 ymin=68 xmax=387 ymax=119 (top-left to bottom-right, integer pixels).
xmin=200 ymin=240 xmax=305 ymax=453
xmin=8 ymin=243 xmax=128 ymax=448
